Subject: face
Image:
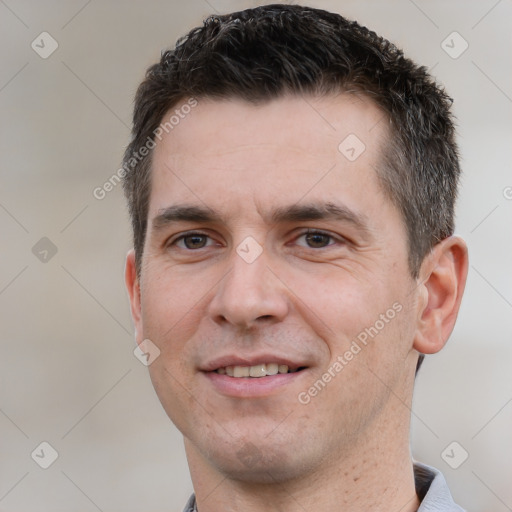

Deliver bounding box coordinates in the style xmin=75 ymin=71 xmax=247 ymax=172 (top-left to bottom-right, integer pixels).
xmin=126 ymin=94 xmax=423 ymax=482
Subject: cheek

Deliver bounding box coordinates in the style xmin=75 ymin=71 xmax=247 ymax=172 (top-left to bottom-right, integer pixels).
xmin=147 ymin=358 xmax=193 ymax=434
xmin=304 ymin=274 xmax=387 ymax=343
xmin=140 ymin=269 xmax=206 ymax=343
xmin=139 ymin=277 xmax=205 ymax=420
xmin=311 ymin=272 xmax=412 ymax=377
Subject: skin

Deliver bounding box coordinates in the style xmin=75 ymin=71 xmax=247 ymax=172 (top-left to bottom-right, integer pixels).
xmin=125 ymin=94 xmax=468 ymax=512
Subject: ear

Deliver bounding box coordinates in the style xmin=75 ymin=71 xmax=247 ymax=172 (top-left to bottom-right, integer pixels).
xmin=125 ymin=249 xmax=143 ymax=345
xmin=413 ymin=236 xmax=468 ymax=355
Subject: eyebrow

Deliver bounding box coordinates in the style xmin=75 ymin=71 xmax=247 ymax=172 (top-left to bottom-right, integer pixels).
xmin=151 ymin=201 xmax=371 ymax=236
xmin=270 ymin=202 xmax=369 ymax=233
xmin=152 ymin=205 xmax=222 ymax=232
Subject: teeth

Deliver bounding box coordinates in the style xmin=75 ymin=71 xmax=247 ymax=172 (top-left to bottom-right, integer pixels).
xmin=233 ymin=366 xmax=250 ymax=378
xmin=215 ymin=363 xmax=297 ymax=377
xmin=249 ymin=364 xmax=266 ymax=378
xmin=266 ymin=363 xmax=279 ymax=375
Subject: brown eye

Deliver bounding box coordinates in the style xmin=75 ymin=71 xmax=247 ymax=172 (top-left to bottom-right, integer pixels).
xmin=295 ymin=230 xmax=337 ymax=249
xmin=182 ymin=235 xmax=208 ymax=249
xmin=304 ymin=232 xmax=332 ymax=248
xmin=171 ymin=232 xmax=215 ymax=250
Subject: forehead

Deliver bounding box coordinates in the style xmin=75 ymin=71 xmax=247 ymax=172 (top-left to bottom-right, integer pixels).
xmin=149 ymin=94 xmax=390 ymax=219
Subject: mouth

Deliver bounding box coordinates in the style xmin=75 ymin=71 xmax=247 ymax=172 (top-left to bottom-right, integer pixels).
xmin=201 ymin=357 xmax=310 ymax=398
xmin=214 ymin=363 xmax=308 ymax=378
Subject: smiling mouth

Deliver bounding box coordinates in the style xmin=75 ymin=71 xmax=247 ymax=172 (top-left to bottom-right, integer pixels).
xmin=214 ymin=363 xmax=308 ymax=378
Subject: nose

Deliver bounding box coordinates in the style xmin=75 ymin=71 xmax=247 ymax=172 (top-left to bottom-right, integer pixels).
xmin=207 ymin=246 xmax=289 ymax=330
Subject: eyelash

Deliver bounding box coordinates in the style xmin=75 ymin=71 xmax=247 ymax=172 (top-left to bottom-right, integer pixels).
xmin=168 ymin=229 xmax=343 ymax=250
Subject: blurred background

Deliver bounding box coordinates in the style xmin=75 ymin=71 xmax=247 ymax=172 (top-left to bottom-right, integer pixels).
xmin=0 ymin=1 xmax=511 ymax=511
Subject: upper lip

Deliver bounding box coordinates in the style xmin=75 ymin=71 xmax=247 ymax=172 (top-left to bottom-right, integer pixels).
xmin=201 ymin=354 xmax=309 ymax=372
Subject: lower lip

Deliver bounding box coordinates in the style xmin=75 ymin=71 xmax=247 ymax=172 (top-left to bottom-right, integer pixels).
xmin=203 ymin=370 xmax=307 ymax=398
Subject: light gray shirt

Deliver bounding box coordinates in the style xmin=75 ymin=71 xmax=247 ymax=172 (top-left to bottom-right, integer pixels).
xmin=182 ymin=462 xmax=465 ymax=511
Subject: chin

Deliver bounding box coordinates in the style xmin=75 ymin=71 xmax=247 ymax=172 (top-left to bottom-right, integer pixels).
xmin=175 ymin=399 xmax=328 ymax=483
xmin=215 ymin=448 xmax=308 ymax=484
xmin=195 ymin=427 xmax=321 ymax=485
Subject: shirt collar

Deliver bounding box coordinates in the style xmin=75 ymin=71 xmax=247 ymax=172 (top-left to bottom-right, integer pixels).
xmin=414 ymin=462 xmax=465 ymax=511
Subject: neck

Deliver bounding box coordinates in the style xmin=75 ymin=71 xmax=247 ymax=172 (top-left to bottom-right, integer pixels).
xmin=184 ymin=401 xmax=419 ymax=512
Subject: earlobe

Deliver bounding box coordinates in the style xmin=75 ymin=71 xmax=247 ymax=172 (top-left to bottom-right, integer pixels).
xmin=125 ymin=249 xmax=143 ymax=344
xmin=413 ymin=236 xmax=468 ymax=355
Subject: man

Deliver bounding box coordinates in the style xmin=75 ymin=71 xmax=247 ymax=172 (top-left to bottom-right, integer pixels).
xmin=123 ymin=4 xmax=468 ymax=511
